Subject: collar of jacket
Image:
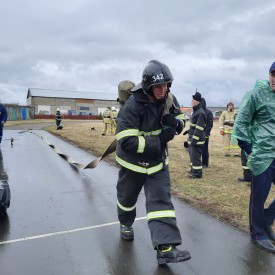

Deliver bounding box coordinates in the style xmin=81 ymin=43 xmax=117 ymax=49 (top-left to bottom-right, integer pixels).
xmin=193 ymin=102 xmax=202 ymax=111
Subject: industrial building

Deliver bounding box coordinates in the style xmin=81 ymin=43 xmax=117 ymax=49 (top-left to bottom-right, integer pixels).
xmin=26 ymin=88 xmax=120 ymax=115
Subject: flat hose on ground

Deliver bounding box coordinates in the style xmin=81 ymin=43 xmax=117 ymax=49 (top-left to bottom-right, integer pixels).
xmin=28 ymin=130 xmax=117 ymax=169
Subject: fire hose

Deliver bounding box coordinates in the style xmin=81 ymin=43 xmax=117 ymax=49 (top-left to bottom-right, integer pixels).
xmin=29 ymin=130 xmax=117 ymax=169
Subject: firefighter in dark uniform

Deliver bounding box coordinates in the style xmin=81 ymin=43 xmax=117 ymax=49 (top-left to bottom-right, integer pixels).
xmin=115 ymin=60 xmax=191 ymax=265
xmin=0 ymin=103 xmax=7 ymax=144
xmin=55 ymin=108 xmax=62 ymax=130
xmin=187 ymin=91 xmax=206 ymax=178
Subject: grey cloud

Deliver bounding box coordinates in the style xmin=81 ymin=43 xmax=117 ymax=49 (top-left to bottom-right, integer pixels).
xmin=0 ymin=0 xmax=274 ymax=106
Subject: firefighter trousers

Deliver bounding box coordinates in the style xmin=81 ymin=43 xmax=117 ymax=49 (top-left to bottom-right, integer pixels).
xmin=189 ymin=145 xmax=203 ymax=177
xmin=116 ymin=166 xmax=182 ymax=249
xmin=102 ymin=122 xmax=111 ymax=135
xmin=222 ymin=133 xmax=240 ymax=156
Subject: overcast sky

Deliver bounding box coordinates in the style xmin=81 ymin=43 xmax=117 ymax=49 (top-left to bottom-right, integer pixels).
xmin=0 ymin=0 xmax=274 ymax=107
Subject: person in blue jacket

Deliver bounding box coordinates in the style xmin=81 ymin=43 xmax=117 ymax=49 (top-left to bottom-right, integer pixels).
xmin=0 ymin=103 xmax=8 ymax=144
xmin=232 ymin=61 xmax=275 ymax=253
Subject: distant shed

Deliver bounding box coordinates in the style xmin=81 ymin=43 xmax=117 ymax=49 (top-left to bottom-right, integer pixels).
xmin=26 ymin=88 xmax=119 ymax=115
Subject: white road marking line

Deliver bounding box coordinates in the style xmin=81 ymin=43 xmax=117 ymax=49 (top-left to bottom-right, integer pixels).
xmin=0 ymin=216 xmax=147 ymax=245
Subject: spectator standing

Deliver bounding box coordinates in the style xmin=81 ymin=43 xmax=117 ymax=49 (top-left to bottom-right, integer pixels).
xmin=233 ymin=62 xmax=275 ymax=253
xmin=201 ymin=98 xmax=213 ymax=168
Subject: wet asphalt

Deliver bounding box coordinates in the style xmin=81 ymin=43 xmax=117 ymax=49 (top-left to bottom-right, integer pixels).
xmin=0 ymin=129 xmax=274 ymax=275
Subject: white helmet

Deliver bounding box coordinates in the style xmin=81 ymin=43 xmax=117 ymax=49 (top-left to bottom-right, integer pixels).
xmin=57 ymin=108 xmax=60 ymax=111
xmin=111 ymin=106 xmax=116 ymax=111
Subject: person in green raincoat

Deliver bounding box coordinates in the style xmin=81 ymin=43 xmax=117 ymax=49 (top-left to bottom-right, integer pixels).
xmin=232 ymin=61 xmax=275 ymax=253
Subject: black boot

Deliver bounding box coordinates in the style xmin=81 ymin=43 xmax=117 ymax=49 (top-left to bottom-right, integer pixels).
xmin=189 ymin=174 xmax=202 ymax=179
xmin=157 ymin=245 xmax=191 ymax=265
xmin=251 ymin=238 xmax=275 ymax=253
xmin=120 ymin=224 xmax=134 ymax=241
xmin=264 ymin=225 xmax=275 ymax=242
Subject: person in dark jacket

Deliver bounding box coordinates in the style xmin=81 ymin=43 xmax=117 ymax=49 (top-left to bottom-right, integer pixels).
xmin=55 ymin=108 xmax=63 ymax=130
xmin=201 ymin=98 xmax=213 ymax=168
xmin=115 ymin=60 xmax=191 ymax=265
xmin=0 ymin=103 xmax=8 ymax=144
xmin=187 ymin=91 xmax=206 ymax=178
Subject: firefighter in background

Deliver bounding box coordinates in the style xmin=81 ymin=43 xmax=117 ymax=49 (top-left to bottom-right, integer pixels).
xmin=102 ymin=106 xmax=113 ymax=136
xmin=116 ymin=60 xmax=190 ymax=264
xmin=219 ymin=101 xmax=239 ymax=156
xmin=111 ymin=106 xmax=118 ymax=135
xmin=55 ymin=108 xmax=63 ymax=130
xmin=187 ymin=91 xmax=206 ymax=178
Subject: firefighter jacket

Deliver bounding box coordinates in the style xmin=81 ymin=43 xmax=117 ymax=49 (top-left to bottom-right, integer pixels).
xmin=0 ymin=104 xmax=7 ymax=125
xmin=201 ymin=98 xmax=213 ymax=137
xmin=219 ymin=109 xmax=237 ymax=134
xmin=55 ymin=111 xmax=62 ymax=122
xmin=115 ymin=91 xmax=184 ymax=175
xmin=112 ymin=110 xmax=118 ymax=120
xmin=188 ymin=103 xmax=206 ymax=146
xmin=103 ymin=109 xmax=113 ymax=124
xmin=232 ymin=79 xmax=275 ymax=176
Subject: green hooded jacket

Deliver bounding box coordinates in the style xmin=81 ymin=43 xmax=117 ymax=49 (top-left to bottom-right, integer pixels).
xmin=232 ymin=80 xmax=275 ymax=176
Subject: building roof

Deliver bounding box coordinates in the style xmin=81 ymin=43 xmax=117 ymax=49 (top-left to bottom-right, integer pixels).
xmin=27 ymin=88 xmax=117 ymax=101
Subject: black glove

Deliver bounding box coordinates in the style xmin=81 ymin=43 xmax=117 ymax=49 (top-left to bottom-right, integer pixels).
xmin=161 ymin=114 xmax=177 ymax=129
xmin=182 ymin=129 xmax=189 ymax=135
xmin=175 ymin=119 xmax=184 ymax=134
xmin=159 ymin=127 xmax=176 ymax=145
xmin=183 ymin=141 xmax=189 ymax=148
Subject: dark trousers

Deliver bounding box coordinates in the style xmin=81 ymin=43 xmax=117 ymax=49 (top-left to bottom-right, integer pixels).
xmin=117 ymin=167 xmax=182 ymax=248
xmin=202 ymin=137 xmax=209 ymax=167
xmin=249 ymin=159 xmax=275 ymax=240
xmin=0 ymin=126 xmax=3 ymax=143
xmin=189 ymin=145 xmax=203 ymax=177
xmin=56 ymin=120 xmax=61 ymax=127
xmin=241 ymin=149 xmax=252 ymax=180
